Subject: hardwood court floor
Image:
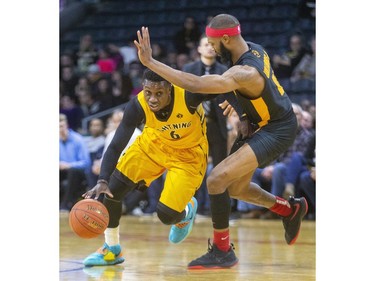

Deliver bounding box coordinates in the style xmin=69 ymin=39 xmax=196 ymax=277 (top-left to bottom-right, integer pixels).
xmin=60 ymin=212 xmax=315 ymax=281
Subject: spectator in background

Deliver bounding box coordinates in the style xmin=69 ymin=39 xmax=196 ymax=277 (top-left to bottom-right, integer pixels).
xmin=106 ymin=44 xmax=125 ymax=72
xmin=301 ymin=110 xmax=315 ymax=132
xmin=128 ymin=61 xmax=144 ymax=97
xmin=84 ymin=118 xmax=106 ymax=188
xmin=96 ymin=47 xmax=117 ymax=74
xmin=60 ymin=95 xmax=84 ymax=132
xmin=77 ymin=87 xmax=106 ymax=117
xmin=74 ymin=76 xmax=91 ymax=100
xmin=290 ymin=35 xmax=315 ymax=84
xmin=284 ymin=130 xmax=316 ymax=220
xmin=173 ymin=16 xmax=202 ymax=55
xmin=92 ymin=77 xmax=113 ymax=110
xmin=60 ymin=52 xmax=75 ymax=73
xmin=110 ymin=70 xmax=133 ymax=106
xmin=272 ymin=33 xmax=307 ymax=90
xmin=60 ymin=114 xmax=91 ymax=211
xmin=175 ymin=53 xmax=191 ymax=70
xmin=151 ymin=42 xmax=168 ymax=64
xmin=60 ymin=65 xmax=79 ymax=100
xmin=73 ymin=34 xmax=99 ymax=75
xmin=109 ymin=39 xmax=139 ymax=74
xmin=165 ymin=52 xmax=178 ymax=69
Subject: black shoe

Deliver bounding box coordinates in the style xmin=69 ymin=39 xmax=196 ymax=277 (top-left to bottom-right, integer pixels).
xmin=282 ymin=196 xmax=308 ymax=245
xmin=188 ymin=239 xmax=238 ymax=269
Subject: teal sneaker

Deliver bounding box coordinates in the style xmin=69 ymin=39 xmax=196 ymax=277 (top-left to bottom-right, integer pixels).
xmin=169 ymin=197 xmax=198 ymax=244
xmin=83 ymin=243 xmax=125 ymax=267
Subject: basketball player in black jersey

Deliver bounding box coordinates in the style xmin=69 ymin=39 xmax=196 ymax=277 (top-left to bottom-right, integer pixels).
xmin=135 ymin=14 xmax=308 ymax=269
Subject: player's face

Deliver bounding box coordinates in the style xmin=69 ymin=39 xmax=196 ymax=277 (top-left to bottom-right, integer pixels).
xmin=207 ymin=37 xmax=232 ymax=66
xmin=218 ymin=42 xmax=232 ymax=66
xmin=143 ymin=80 xmax=172 ymax=112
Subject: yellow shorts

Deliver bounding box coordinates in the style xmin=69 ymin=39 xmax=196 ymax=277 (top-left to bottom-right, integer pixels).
xmin=116 ymin=134 xmax=208 ymax=212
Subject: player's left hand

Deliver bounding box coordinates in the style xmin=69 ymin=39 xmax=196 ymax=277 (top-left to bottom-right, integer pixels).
xmin=134 ymin=26 xmax=153 ymax=67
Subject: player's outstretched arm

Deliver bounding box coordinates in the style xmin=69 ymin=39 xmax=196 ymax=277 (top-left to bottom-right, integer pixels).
xmin=134 ymin=26 xmax=239 ymax=94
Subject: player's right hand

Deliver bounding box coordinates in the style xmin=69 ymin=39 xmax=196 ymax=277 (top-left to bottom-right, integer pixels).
xmin=82 ymin=182 xmax=114 ymax=200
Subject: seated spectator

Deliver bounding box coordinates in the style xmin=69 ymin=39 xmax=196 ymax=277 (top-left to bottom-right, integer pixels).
xmin=272 ymin=33 xmax=307 ymax=90
xmin=106 ymin=43 xmax=125 ymax=72
xmin=83 ymin=118 xmax=106 ymax=188
xmin=60 ymin=95 xmax=84 ymax=132
xmin=60 ymin=65 xmax=79 ymax=100
xmin=76 ymin=87 xmax=107 ymax=117
xmin=110 ymin=70 xmax=133 ymax=106
xmin=92 ymin=77 xmax=113 ymax=110
xmin=285 ymin=131 xmax=316 ymax=219
xmin=60 ymin=114 xmax=91 ymax=211
xmin=110 ymin=39 xmax=139 ymax=74
xmin=73 ymin=34 xmax=99 ymax=75
xmin=301 ymin=110 xmax=315 ymax=132
xmin=128 ymin=61 xmax=144 ymax=97
xmin=96 ymin=47 xmax=117 ymax=74
xmin=290 ymin=35 xmax=315 ymax=84
xmin=151 ymin=42 xmax=168 ymax=64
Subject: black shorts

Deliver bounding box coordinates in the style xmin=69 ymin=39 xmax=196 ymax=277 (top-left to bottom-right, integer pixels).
xmin=230 ymin=110 xmax=298 ymax=168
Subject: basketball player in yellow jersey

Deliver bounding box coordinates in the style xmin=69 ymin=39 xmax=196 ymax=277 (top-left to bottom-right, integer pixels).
xmin=81 ymin=69 xmax=226 ymax=267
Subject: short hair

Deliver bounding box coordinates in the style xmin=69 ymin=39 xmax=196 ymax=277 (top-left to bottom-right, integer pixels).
xmin=59 ymin=113 xmax=67 ymax=122
xmin=142 ymin=68 xmax=168 ymax=83
xmin=208 ymin=14 xmax=240 ymax=29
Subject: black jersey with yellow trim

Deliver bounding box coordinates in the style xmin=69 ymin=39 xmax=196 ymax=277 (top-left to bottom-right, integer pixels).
xmin=233 ymin=42 xmax=293 ymax=128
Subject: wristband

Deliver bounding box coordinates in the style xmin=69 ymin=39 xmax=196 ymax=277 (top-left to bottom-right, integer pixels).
xmin=97 ymin=179 xmax=109 ymax=185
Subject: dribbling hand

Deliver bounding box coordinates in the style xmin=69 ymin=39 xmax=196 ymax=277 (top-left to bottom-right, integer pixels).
xmin=82 ymin=182 xmax=114 ymax=200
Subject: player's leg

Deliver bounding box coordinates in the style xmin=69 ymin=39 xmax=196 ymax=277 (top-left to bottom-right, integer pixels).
xmin=188 ymin=144 xmax=256 ymax=269
xmin=84 ymin=142 xmax=165 ymax=266
xmin=83 ymin=174 xmax=136 ymax=266
xmin=158 ymin=145 xmax=207 ymax=244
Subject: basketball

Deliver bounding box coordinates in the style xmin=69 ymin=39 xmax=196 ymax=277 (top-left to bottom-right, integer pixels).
xmin=69 ymin=199 xmax=109 ymax=239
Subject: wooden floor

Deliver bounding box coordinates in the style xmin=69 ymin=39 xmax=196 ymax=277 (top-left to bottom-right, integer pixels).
xmin=60 ymin=212 xmax=315 ymax=281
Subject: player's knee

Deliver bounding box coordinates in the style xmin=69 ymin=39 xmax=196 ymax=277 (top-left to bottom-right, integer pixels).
xmin=207 ymin=171 xmax=226 ymax=193
xmin=156 ymin=202 xmax=184 ymax=225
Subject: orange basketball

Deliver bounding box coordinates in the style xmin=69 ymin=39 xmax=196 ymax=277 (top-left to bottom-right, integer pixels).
xmin=69 ymin=199 xmax=109 ymax=239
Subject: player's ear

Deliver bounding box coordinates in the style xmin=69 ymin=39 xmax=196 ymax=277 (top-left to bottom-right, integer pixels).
xmin=221 ymin=35 xmax=230 ymax=44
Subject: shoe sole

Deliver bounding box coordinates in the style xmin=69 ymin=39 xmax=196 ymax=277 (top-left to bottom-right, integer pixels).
xmin=169 ymin=198 xmax=198 ymax=244
xmin=188 ymin=259 xmax=239 ymax=270
xmin=83 ymin=257 xmax=125 ymax=267
xmin=287 ymin=197 xmax=308 ymax=245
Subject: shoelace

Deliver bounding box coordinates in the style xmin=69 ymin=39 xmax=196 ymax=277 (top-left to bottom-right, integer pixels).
xmin=175 ymin=220 xmax=190 ymax=228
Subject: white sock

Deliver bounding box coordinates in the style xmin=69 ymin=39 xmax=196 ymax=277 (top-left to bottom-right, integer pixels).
xmin=105 ymin=226 xmax=120 ymax=246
